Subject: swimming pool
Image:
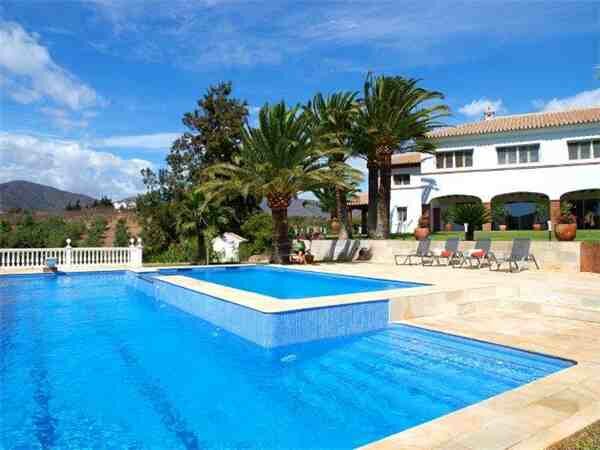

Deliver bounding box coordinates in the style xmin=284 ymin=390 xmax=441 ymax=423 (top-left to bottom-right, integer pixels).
xmin=1 ymin=271 xmax=572 ymax=449
xmin=164 ymin=265 xmax=425 ymax=299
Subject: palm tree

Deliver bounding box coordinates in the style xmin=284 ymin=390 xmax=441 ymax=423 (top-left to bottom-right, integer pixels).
xmin=176 ymin=190 xmax=233 ymax=263
xmin=202 ymin=102 xmax=359 ymax=263
xmin=357 ymin=74 xmax=448 ymax=238
xmin=305 ymin=92 xmax=360 ymax=239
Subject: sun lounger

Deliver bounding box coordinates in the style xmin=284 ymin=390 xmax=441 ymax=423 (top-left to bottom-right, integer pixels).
xmin=394 ymin=238 xmax=431 ymax=266
xmin=488 ymin=238 xmax=539 ymax=272
xmin=455 ymin=239 xmax=492 ymax=269
xmin=424 ymin=237 xmax=460 ymax=266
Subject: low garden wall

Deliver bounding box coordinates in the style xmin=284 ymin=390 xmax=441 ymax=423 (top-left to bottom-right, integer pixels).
xmin=302 ymin=239 xmax=582 ymax=273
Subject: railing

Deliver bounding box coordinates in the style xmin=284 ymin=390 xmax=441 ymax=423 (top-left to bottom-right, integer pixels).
xmin=0 ymin=248 xmax=66 ymax=268
xmin=71 ymin=247 xmax=132 ymax=266
xmin=0 ymin=238 xmax=143 ymax=269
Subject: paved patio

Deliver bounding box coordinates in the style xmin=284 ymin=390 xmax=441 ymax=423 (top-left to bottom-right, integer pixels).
xmin=293 ymin=263 xmax=600 ymax=450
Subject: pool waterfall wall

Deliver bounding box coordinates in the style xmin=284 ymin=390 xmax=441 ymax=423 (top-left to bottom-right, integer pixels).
xmin=127 ymin=272 xmax=388 ymax=348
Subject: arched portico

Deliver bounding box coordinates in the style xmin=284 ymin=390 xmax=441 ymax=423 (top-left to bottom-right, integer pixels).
xmin=561 ymin=189 xmax=600 ymax=229
xmin=491 ymin=192 xmax=550 ymax=230
xmin=429 ymin=195 xmax=482 ymax=231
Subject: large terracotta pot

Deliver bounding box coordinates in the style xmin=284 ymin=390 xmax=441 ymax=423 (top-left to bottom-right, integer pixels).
xmin=444 ymin=223 xmax=453 ymax=232
xmin=414 ymin=227 xmax=430 ymax=240
xmin=499 ymin=224 xmax=507 ymax=232
xmin=330 ymin=218 xmax=341 ymax=235
xmin=554 ymin=223 xmax=577 ymax=241
xmin=532 ymin=223 xmax=542 ymax=231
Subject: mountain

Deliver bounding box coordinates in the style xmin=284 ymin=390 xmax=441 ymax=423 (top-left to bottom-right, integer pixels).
xmin=0 ymin=180 xmax=96 ymax=212
xmin=260 ymin=197 xmax=329 ymax=218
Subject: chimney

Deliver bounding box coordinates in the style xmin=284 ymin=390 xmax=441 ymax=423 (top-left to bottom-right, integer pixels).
xmin=483 ymin=105 xmax=496 ymax=121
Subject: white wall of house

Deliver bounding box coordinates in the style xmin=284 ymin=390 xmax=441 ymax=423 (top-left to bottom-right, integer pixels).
xmin=390 ymin=123 xmax=600 ymax=232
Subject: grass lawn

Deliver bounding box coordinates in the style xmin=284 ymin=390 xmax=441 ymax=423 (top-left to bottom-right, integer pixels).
xmin=389 ymin=229 xmax=600 ymax=242
xmin=547 ymin=420 xmax=600 ymax=450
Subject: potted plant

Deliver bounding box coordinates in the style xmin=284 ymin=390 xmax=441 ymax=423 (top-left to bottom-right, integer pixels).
xmin=533 ymin=200 xmax=549 ymax=231
xmin=329 ymin=217 xmax=341 ymax=235
xmin=492 ymin=202 xmax=508 ymax=231
xmin=447 ymin=203 xmax=490 ymax=241
xmin=554 ymin=201 xmax=577 ymax=241
xmin=414 ymin=214 xmax=430 ymax=240
xmin=441 ymin=209 xmax=453 ymax=232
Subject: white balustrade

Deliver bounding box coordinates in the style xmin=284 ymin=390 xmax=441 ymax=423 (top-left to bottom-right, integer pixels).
xmin=0 ymin=239 xmax=143 ymax=269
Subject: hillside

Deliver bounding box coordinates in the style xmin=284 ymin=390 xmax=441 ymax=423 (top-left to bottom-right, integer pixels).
xmin=0 ymin=180 xmax=96 ymax=212
xmin=260 ymin=197 xmax=328 ymax=218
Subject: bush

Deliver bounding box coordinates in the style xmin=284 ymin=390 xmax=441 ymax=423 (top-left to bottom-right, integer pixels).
xmin=145 ymin=240 xmax=196 ymax=263
xmin=83 ymin=217 xmax=108 ymax=247
xmin=239 ymin=213 xmax=272 ymax=260
xmin=447 ymin=203 xmax=490 ymax=241
xmin=113 ymin=218 xmax=131 ymax=247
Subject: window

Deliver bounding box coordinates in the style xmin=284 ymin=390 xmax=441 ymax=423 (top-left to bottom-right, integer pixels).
xmin=393 ymin=173 xmax=410 ymax=185
xmin=568 ymin=140 xmax=600 ymax=160
xmin=436 ymin=154 xmax=444 ymax=169
xmin=435 ymin=149 xmax=473 ymax=169
xmin=397 ymin=207 xmax=408 ymax=222
xmin=497 ymin=144 xmax=539 ymax=165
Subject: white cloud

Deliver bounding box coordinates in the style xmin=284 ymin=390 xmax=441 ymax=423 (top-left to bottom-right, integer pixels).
xmin=458 ymin=98 xmax=506 ymax=119
xmin=533 ymin=89 xmax=600 ymax=112
xmin=0 ymin=21 xmax=102 ymax=110
xmin=39 ymin=107 xmax=89 ymax=131
xmin=94 ymin=133 xmax=180 ymax=150
xmin=85 ymin=1 xmax=595 ymax=70
xmin=0 ymin=132 xmax=151 ymax=199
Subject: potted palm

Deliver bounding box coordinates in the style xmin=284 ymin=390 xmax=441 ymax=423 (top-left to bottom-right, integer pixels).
xmin=414 ymin=214 xmax=430 ymax=240
xmin=554 ymin=201 xmax=577 ymax=241
xmin=492 ymin=202 xmax=508 ymax=231
xmin=447 ymin=203 xmax=490 ymax=241
xmin=533 ymin=200 xmax=548 ymax=231
xmin=441 ymin=209 xmax=453 ymax=231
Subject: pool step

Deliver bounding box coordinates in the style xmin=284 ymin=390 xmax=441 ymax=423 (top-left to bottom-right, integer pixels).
xmin=388 ymin=284 xmax=512 ymax=321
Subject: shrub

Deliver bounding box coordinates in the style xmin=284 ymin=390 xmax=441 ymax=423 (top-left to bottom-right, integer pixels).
xmin=491 ymin=202 xmax=508 ymax=226
xmin=239 ymin=213 xmax=272 ymax=260
xmin=113 ymin=218 xmax=131 ymax=247
xmin=447 ymin=203 xmax=490 ymax=241
xmin=417 ymin=214 xmax=430 ymax=228
xmin=557 ymin=201 xmax=576 ymax=225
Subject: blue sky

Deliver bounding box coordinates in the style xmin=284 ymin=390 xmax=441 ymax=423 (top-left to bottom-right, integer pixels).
xmin=1 ymin=0 xmax=599 ymax=199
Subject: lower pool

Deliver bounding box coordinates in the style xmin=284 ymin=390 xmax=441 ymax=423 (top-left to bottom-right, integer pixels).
xmin=0 ymin=272 xmax=572 ymax=449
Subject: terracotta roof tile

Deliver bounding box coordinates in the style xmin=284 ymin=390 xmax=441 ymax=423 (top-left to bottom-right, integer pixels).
xmin=391 ymin=152 xmax=422 ymax=165
xmin=428 ymin=107 xmax=600 ymax=139
xmin=348 ymin=192 xmax=368 ymax=207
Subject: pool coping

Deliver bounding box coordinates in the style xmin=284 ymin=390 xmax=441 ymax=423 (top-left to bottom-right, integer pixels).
xmin=149 ymin=272 xmax=428 ymax=314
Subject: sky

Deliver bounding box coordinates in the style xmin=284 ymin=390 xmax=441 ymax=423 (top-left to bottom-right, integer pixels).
xmin=0 ymin=0 xmax=599 ymax=200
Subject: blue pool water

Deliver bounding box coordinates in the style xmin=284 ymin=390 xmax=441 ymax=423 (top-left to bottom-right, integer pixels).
xmin=0 ymin=272 xmax=572 ymax=449
xmin=172 ymin=265 xmax=425 ymax=298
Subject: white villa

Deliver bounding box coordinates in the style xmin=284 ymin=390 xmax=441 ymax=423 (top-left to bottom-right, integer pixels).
xmin=351 ymin=107 xmax=600 ymax=233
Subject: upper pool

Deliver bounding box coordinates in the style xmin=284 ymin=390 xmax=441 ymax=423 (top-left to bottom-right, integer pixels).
xmin=166 ymin=265 xmax=425 ymax=299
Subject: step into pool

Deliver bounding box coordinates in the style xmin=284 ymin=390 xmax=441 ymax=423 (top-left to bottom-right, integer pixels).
xmin=1 ymin=271 xmax=573 ymax=449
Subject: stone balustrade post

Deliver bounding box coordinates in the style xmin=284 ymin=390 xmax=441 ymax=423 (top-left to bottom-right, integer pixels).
xmin=65 ymin=238 xmax=72 ymax=267
xmin=136 ymin=237 xmax=143 ymax=267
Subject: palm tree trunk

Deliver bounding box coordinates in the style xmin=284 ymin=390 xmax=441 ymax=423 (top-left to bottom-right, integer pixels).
xmin=196 ymin=222 xmax=207 ymax=264
xmin=271 ymin=207 xmax=290 ymax=264
xmin=367 ymin=160 xmax=378 ymax=238
xmin=335 ymin=187 xmax=351 ymax=240
xmin=376 ymin=150 xmax=392 ymax=239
